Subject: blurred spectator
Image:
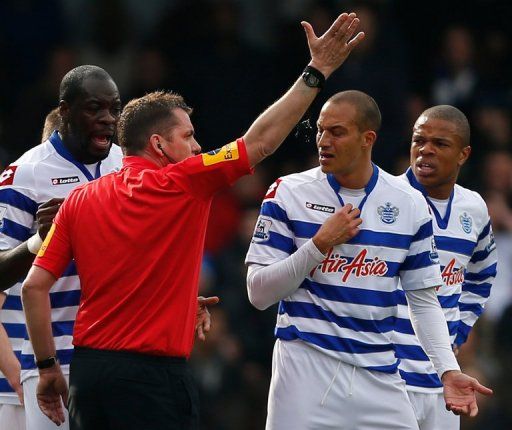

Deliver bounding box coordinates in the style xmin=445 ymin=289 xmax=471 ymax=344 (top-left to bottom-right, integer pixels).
xmin=431 ymin=26 xmax=479 ymax=111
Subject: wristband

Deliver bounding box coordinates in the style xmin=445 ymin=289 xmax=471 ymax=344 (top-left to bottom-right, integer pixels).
xmin=27 ymin=232 xmax=43 ymax=255
xmin=36 ymin=356 xmax=58 ymax=369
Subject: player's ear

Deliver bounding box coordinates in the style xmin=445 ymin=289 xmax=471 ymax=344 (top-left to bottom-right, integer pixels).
xmin=59 ymin=100 xmax=69 ymax=122
xmin=363 ymin=130 xmax=377 ymax=149
xmin=458 ymin=145 xmax=471 ymax=167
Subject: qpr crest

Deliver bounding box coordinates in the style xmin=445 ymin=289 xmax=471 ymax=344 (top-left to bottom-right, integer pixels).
xmin=459 ymin=212 xmax=472 ymax=234
xmin=377 ymin=202 xmax=399 ymax=224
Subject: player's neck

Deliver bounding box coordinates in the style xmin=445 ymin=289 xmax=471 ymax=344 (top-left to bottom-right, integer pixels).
xmin=334 ymin=162 xmax=373 ymax=190
xmin=424 ymin=182 xmax=455 ymax=200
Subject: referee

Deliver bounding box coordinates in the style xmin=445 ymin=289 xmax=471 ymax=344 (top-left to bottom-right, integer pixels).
xmin=22 ymin=12 xmax=365 ymax=430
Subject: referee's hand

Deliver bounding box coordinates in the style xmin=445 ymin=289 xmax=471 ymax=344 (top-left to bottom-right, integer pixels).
xmin=196 ymin=296 xmax=220 ymax=341
xmin=37 ymin=365 xmax=69 ymax=426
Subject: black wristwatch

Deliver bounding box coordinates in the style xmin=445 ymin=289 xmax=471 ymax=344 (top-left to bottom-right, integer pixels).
xmin=36 ymin=356 xmax=58 ymax=369
xmin=302 ymin=65 xmax=326 ymax=89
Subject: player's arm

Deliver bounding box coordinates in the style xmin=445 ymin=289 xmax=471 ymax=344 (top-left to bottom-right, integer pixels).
xmin=0 ymin=198 xmax=63 ymax=291
xmin=22 ymin=265 xmax=68 ymax=425
xmin=405 ymin=287 xmax=493 ymax=416
xmin=243 ymin=12 xmax=364 ymax=167
xmin=247 ymin=205 xmax=361 ymax=310
xmin=0 ymin=292 xmax=23 ymax=404
xmin=456 ymin=220 xmax=497 ymax=346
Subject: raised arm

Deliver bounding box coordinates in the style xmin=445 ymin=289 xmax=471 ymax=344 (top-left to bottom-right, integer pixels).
xmin=243 ymin=12 xmax=364 ymax=167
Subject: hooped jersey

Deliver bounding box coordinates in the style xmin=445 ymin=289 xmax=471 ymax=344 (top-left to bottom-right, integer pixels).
xmin=0 ymin=131 xmax=122 ymax=389
xmin=395 ymin=169 xmax=497 ymax=392
xmin=245 ymin=165 xmax=443 ymax=373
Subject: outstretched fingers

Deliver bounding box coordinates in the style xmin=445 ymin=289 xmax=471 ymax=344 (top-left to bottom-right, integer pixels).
xmin=301 ymin=21 xmax=318 ymax=44
xmin=473 ymin=380 xmax=493 ymax=396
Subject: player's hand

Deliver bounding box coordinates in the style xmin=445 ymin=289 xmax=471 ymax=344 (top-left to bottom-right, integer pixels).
xmin=195 ymin=296 xmax=220 ymax=341
xmin=302 ymin=12 xmax=365 ymax=79
xmin=37 ymin=198 xmax=64 ymax=239
xmin=7 ymin=375 xmax=24 ymax=406
xmin=37 ymin=366 xmax=68 ymax=425
xmin=442 ymin=370 xmax=493 ymax=417
xmin=313 ymin=204 xmax=362 ymax=254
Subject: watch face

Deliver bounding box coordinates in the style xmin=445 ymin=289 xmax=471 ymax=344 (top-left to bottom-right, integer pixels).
xmin=303 ymin=71 xmax=320 ymax=88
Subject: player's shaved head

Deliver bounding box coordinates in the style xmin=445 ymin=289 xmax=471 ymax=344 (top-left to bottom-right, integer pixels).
xmin=418 ymin=105 xmax=470 ymax=147
xmin=59 ymin=65 xmax=115 ymax=104
xmin=327 ymin=90 xmax=381 ymax=132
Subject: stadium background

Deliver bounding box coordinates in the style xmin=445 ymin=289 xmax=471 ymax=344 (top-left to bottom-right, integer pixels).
xmin=1 ymin=0 xmax=511 ymax=428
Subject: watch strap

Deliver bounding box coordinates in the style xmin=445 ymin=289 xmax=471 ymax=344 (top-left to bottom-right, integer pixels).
xmin=36 ymin=356 xmax=58 ymax=369
xmin=302 ymin=65 xmax=326 ymax=89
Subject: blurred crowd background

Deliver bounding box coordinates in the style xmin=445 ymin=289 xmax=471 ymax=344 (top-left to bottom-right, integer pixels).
xmin=1 ymin=0 xmax=512 ymax=428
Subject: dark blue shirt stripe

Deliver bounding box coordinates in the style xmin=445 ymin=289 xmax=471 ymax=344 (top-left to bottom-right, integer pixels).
xmin=395 ymin=344 xmax=429 ymax=361
xmin=0 ymin=188 xmax=38 ymax=215
xmin=300 ymin=279 xmax=402 ymax=307
xmin=2 ymin=322 xmax=26 ymax=338
xmin=399 ymin=370 xmax=442 ymax=388
xmin=49 ymin=290 xmax=81 ymax=309
xmin=258 ymin=231 xmax=294 ymax=254
xmin=412 ymin=220 xmax=433 ymax=242
xmin=464 ymin=263 xmax=497 ymax=282
xmin=462 ymin=282 xmax=492 ymax=298
xmin=279 ymin=301 xmax=396 ymax=333
xmin=401 ymin=251 xmax=435 ymax=271
xmin=276 ymin=325 xmax=394 ymax=355
xmin=260 ymin=201 xmax=290 ymax=225
xmin=477 ymin=221 xmax=491 ymax=241
xmin=435 ymin=236 xmax=476 ymax=256
xmin=459 ymin=302 xmax=484 ymax=316
xmin=0 ymin=218 xmax=31 ymax=242
xmin=438 ymin=294 xmax=461 ymax=308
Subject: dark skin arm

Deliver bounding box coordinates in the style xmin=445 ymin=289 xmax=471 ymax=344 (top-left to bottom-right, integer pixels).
xmin=0 ymin=198 xmax=63 ymax=291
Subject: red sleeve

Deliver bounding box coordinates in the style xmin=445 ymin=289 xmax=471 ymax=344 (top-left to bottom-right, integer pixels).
xmin=33 ymin=201 xmax=73 ymax=279
xmin=164 ymin=138 xmax=253 ymax=199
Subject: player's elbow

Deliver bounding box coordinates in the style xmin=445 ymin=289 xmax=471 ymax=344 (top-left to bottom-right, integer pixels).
xmin=247 ymin=289 xmax=271 ymax=311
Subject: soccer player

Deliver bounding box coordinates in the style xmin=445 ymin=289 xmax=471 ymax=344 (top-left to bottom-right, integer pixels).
xmin=0 ymin=67 xmax=123 ymax=430
xmin=0 ymin=108 xmax=62 ymax=430
xmin=245 ymin=91 xmax=492 ymax=429
xmin=395 ymin=105 xmax=497 ymax=430
xmin=21 ymin=12 xmax=365 ymax=430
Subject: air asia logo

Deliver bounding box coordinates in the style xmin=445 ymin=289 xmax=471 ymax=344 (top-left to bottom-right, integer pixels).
xmin=253 ymin=217 xmax=272 ymax=242
xmin=310 ymin=248 xmax=388 ymax=282
xmin=305 ymin=202 xmax=335 ymax=213
xmin=377 ymin=202 xmax=399 ymax=224
xmin=51 ymin=176 xmax=80 ymax=185
xmin=441 ymin=258 xmax=464 ymax=287
xmin=0 ymin=165 xmax=17 ymax=186
xmin=459 ymin=212 xmax=472 ymax=234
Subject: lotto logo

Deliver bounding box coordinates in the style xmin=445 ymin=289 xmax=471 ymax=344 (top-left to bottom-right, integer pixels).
xmin=51 ymin=176 xmax=80 ymax=185
xmin=0 ymin=166 xmax=18 ymax=186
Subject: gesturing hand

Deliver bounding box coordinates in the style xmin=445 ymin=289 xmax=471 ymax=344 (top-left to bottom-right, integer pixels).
xmin=313 ymin=204 xmax=362 ymax=254
xmin=37 ymin=198 xmax=65 ymax=239
xmin=302 ymin=12 xmax=365 ymax=79
xmin=442 ymin=370 xmax=493 ymax=417
xmin=196 ymin=296 xmax=220 ymax=341
xmin=37 ymin=366 xmax=69 ymax=425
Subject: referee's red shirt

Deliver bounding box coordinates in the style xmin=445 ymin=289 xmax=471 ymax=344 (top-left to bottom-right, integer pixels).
xmin=34 ymin=139 xmax=252 ymax=357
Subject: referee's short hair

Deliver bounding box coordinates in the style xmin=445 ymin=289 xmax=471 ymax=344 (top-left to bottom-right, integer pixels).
xmin=59 ymin=65 xmax=114 ymax=104
xmin=118 ymin=91 xmax=193 ymax=155
xmin=327 ymin=90 xmax=382 ymax=133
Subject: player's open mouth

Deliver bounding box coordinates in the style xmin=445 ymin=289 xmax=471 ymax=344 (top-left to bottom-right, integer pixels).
xmin=91 ymin=135 xmax=112 ymax=150
xmin=319 ymin=152 xmax=334 ymax=162
xmin=416 ymin=161 xmax=435 ymax=175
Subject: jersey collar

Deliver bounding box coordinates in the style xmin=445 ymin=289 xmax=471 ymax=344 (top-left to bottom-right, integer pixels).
xmin=405 ymin=167 xmax=454 ymax=230
xmin=327 ymin=163 xmax=379 ymax=212
xmin=49 ymin=131 xmax=102 ymax=181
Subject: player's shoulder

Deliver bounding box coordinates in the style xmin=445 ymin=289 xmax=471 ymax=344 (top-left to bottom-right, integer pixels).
xmin=277 ymin=166 xmax=325 ymax=191
xmin=1 ymin=141 xmax=65 ymax=190
xmin=453 ymin=183 xmax=490 ymax=222
xmin=378 ymin=168 xmax=426 ymax=207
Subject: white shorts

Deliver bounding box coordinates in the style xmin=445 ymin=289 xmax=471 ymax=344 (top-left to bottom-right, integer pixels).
xmin=407 ymin=391 xmax=459 ymax=430
xmin=0 ymin=403 xmax=25 ymax=430
xmin=23 ymin=374 xmax=69 ymax=430
xmin=266 ymin=339 xmax=419 ymax=430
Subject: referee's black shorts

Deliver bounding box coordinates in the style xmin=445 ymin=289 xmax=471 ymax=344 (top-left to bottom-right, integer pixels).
xmin=68 ymin=347 xmax=199 ymax=430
